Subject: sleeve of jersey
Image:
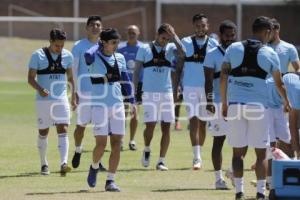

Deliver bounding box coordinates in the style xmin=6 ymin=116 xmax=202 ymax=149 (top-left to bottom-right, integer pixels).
xmin=84 ymin=43 xmax=100 ymax=66
xmin=290 ymin=45 xmax=299 ymax=62
xmin=121 ymin=71 xmax=135 ymax=104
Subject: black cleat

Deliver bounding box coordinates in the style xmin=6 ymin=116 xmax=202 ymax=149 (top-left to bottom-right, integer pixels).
xmin=105 ymin=180 xmax=121 ymax=192
xmin=256 ymin=192 xmax=266 ymax=200
xmin=72 ymin=152 xmax=81 ymax=168
xmin=99 ymin=162 xmax=107 ymax=172
xmin=41 ymin=165 xmax=50 ymax=175
xmin=235 ymin=192 xmax=245 ymax=200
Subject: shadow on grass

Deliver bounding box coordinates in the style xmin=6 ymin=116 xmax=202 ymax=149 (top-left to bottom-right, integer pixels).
xmin=26 ymin=190 xmax=104 ymax=195
xmin=0 ymin=172 xmax=40 ymax=179
xmin=152 ymin=188 xmax=217 ymax=192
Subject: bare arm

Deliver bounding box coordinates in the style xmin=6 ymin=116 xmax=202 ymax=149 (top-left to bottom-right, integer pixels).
xmin=174 ymin=57 xmax=184 ymax=97
xmin=27 ymin=68 xmax=49 ymax=97
xmin=220 ymin=62 xmax=231 ymax=118
xmin=133 ymin=61 xmax=143 ymax=93
xmin=165 ymin=24 xmax=185 ymax=59
xmin=272 ymin=70 xmax=291 ymax=112
xmin=204 ymin=67 xmax=215 ymax=113
xmin=291 ymin=60 xmax=300 ymax=72
xmin=66 ymin=67 xmax=77 ymax=110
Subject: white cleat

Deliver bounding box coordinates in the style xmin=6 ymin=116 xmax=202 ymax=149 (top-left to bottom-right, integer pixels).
xmin=156 ymin=162 xmax=168 ymax=171
xmin=225 ymin=168 xmax=235 ymax=187
xmin=215 ymin=179 xmax=229 ymax=190
xmin=192 ymin=159 xmax=202 ymax=170
xmin=141 ymin=150 xmax=150 ymax=167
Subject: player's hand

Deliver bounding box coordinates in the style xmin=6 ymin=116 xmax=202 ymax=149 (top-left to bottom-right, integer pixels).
xmin=130 ymin=104 xmax=137 ymax=117
xmin=283 ymin=100 xmax=291 ymax=113
xmin=71 ymin=93 xmax=77 ymax=111
xmin=206 ymin=103 xmax=215 ymax=115
xmin=165 ymin=24 xmax=176 ymax=38
xmin=221 ymin=103 xmax=228 ymax=121
xmin=39 ymin=88 xmax=49 ymax=97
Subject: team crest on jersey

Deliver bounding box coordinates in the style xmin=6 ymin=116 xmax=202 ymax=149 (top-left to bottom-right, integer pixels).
xmin=51 ymin=66 xmax=55 ymax=71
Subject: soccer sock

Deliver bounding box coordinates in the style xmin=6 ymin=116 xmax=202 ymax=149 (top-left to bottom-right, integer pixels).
xmin=37 ymin=134 xmax=48 ymax=166
xmin=215 ymin=170 xmax=223 ymax=182
xmin=107 ymin=172 xmax=115 ymax=181
xmin=267 ymin=176 xmax=273 ymax=189
xmin=58 ymin=133 xmax=69 ymax=165
xmin=234 ymin=177 xmax=244 ymax=193
xmin=75 ymin=145 xmax=82 ymax=153
xmin=91 ymin=161 xmax=100 ymax=169
xmin=144 ymin=146 xmax=151 ymax=152
xmin=193 ymin=145 xmax=201 ymax=160
xmin=257 ymin=179 xmax=266 ymax=195
xmin=158 ymin=157 xmax=165 ymax=164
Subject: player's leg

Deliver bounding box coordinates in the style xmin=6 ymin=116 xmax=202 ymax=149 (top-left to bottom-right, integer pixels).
xmin=129 ymin=105 xmax=138 ymax=150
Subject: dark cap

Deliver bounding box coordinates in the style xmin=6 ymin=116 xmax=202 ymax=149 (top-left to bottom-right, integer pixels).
xmin=100 ymin=28 xmax=120 ymax=41
xmin=270 ymin=18 xmax=280 ymax=30
xmin=252 ymin=16 xmax=273 ymax=33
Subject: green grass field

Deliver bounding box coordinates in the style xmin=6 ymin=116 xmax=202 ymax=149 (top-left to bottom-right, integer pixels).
xmin=0 ymin=37 xmax=259 ymax=200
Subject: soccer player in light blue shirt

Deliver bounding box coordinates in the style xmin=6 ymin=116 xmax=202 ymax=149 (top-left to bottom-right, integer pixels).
xmin=204 ymin=20 xmax=237 ymax=190
xmin=177 ymin=13 xmax=218 ymax=170
xmin=133 ymin=23 xmax=185 ymax=171
xmin=85 ymin=28 xmax=135 ymax=192
xmin=117 ymin=25 xmax=143 ymax=151
xmin=28 ymin=28 xmax=75 ymax=176
xmin=220 ymin=16 xmax=291 ymax=200
xmin=70 ymin=15 xmax=106 ymax=171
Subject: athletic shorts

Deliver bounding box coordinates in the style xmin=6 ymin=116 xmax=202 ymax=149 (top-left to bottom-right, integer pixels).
xmin=76 ymin=92 xmax=92 ymax=126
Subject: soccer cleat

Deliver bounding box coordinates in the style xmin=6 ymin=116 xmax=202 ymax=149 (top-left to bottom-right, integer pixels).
xmin=215 ymin=179 xmax=229 ymax=190
xmin=250 ymin=180 xmax=270 ymax=190
xmin=235 ymin=192 xmax=245 ymax=200
xmin=192 ymin=158 xmax=202 ymax=170
xmin=105 ymin=180 xmax=121 ymax=192
xmin=225 ymin=168 xmax=235 ymax=187
xmin=268 ymin=189 xmax=276 ymax=200
xmin=141 ymin=150 xmax=150 ymax=167
xmin=256 ymin=192 xmax=266 ymax=200
xmin=129 ymin=141 xmax=137 ymax=151
xmin=72 ymin=152 xmax=81 ymax=168
xmin=87 ymin=165 xmax=98 ymax=188
xmin=60 ymin=163 xmax=71 ymax=177
xmin=99 ymin=162 xmax=107 ymax=172
xmin=156 ymin=162 xmax=168 ymax=171
xmin=41 ymin=165 xmax=50 ymax=175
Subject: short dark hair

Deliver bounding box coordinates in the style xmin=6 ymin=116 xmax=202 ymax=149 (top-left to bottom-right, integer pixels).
xmin=100 ymin=28 xmax=120 ymax=41
xmin=219 ymin=20 xmax=237 ymax=34
xmin=192 ymin=14 xmax=208 ymax=23
xmin=50 ymin=28 xmax=66 ymax=41
xmin=270 ymin=18 xmax=280 ymax=30
xmin=252 ymin=16 xmax=273 ymax=33
xmin=86 ymin=15 xmax=102 ymax=26
xmin=157 ymin=23 xmax=170 ymax=35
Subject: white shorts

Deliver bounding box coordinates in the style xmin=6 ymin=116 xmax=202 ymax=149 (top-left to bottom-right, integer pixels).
xmin=76 ymin=92 xmax=92 ymax=126
xmin=36 ymin=100 xmax=70 ymax=129
xmin=142 ymin=92 xmax=175 ymax=123
xmin=183 ymin=86 xmax=207 ymax=120
xmin=267 ymin=107 xmax=291 ymax=144
xmin=91 ymin=104 xmax=125 ymax=136
xmin=226 ymin=104 xmax=269 ymax=148
xmin=208 ymin=103 xmax=228 ymax=137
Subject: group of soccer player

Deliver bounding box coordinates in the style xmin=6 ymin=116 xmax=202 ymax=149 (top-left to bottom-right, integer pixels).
xmin=27 ymin=13 xmax=300 ymax=200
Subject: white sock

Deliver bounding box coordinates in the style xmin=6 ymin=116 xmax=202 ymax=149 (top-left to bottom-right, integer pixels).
xmin=234 ymin=177 xmax=244 ymax=193
xmin=215 ymin=170 xmax=223 ymax=182
xmin=91 ymin=161 xmax=99 ymax=169
xmin=37 ymin=134 xmax=48 ymax=166
xmin=267 ymin=176 xmax=273 ymax=189
xmin=158 ymin=157 xmax=165 ymax=164
xmin=58 ymin=133 xmax=69 ymax=165
xmin=75 ymin=145 xmax=82 ymax=153
xmin=144 ymin=146 xmax=151 ymax=152
xmin=107 ymin=172 xmax=115 ymax=181
xmin=257 ymin=179 xmax=266 ymax=195
xmin=193 ymin=145 xmax=201 ymax=160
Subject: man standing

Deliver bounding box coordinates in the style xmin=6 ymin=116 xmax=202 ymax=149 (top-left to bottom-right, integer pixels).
xmin=28 ymin=28 xmax=76 ymax=176
xmin=134 ymin=23 xmax=185 ymax=171
xmin=118 ymin=25 xmax=143 ymax=151
xmin=204 ymin=20 xmax=237 ymax=189
xmin=177 ymin=14 xmax=218 ymax=170
xmin=71 ymin=15 xmax=106 ymax=171
xmin=220 ymin=16 xmax=291 ymax=200
xmin=85 ymin=28 xmax=135 ymax=192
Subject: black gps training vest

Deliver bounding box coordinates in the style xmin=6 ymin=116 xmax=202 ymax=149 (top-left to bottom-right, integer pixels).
xmin=37 ymin=47 xmax=66 ymax=75
xmin=185 ymin=36 xmax=209 ymax=63
xmin=90 ymin=53 xmax=121 ymax=84
xmin=230 ymin=40 xmax=268 ymax=80
xmin=143 ymin=43 xmax=171 ymax=68
xmin=213 ymin=46 xmax=225 ymax=79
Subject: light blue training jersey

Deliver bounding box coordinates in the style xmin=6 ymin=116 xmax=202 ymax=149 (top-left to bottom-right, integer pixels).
xmin=283 ymin=73 xmax=300 ymax=109
xmin=269 ymin=40 xmax=299 ymax=74
xmin=28 ymin=48 xmax=73 ymax=101
xmin=203 ymin=46 xmax=225 ymax=103
xmin=224 ymin=39 xmax=280 ymax=106
xmin=135 ymin=42 xmax=176 ymax=93
xmin=181 ymin=36 xmax=219 ymax=87
xmin=88 ymin=50 xmax=127 ymax=107
xmin=72 ymin=38 xmax=98 ymax=93
xmin=117 ymin=41 xmax=143 ymax=81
